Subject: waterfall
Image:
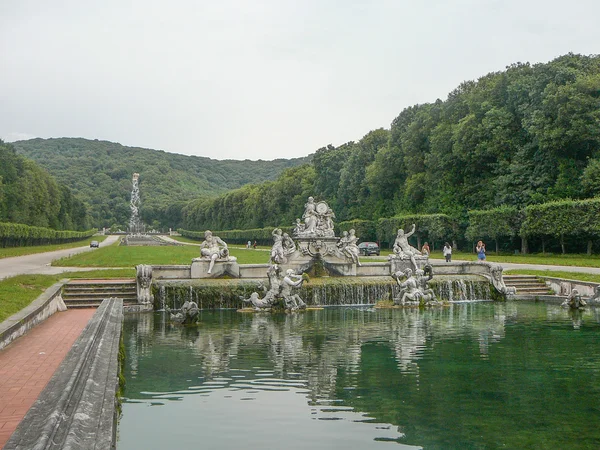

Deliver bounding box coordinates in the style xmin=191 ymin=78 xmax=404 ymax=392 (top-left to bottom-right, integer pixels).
xmin=154 ymin=277 xmax=494 ymax=310
xmin=129 ymin=173 xmax=143 ymax=234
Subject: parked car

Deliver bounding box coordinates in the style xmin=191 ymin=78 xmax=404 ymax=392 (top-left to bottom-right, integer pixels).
xmin=357 ymin=242 xmax=380 ymax=256
xmin=90 ymin=240 xmax=99 ymax=248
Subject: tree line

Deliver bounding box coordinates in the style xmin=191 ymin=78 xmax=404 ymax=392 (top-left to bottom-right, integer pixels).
xmin=180 ymin=53 xmax=600 ymax=253
xmin=0 ymin=140 xmax=91 ymax=233
xmin=13 ymin=138 xmax=310 ymax=230
xmin=180 ymin=197 xmax=600 ymax=255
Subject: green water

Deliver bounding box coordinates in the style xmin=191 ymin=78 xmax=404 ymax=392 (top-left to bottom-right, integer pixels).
xmin=118 ymin=303 xmax=600 ymax=449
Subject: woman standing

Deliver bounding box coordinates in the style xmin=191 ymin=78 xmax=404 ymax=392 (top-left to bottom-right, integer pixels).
xmin=476 ymin=240 xmax=486 ymax=261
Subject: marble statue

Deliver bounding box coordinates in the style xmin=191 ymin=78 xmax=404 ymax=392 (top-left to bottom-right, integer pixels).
xmin=240 ymin=265 xmax=306 ymax=311
xmin=293 ymin=218 xmax=306 ymax=236
xmin=391 ymin=264 xmax=438 ymax=306
xmin=588 ymin=285 xmax=600 ymax=304
xmin=270 ymin=228 xmax=285 ymax=264
xmin=295 ymin=197 xmax=336 ymax=238
xmin=242 ymin=292 xmax=273 ymax=309
xmin=135 ymin=264 xmax=153 ymax=304
xmin=281 ymin=269 xmax=307 ymax=310
xmin=199 ymin=230 xmax=230 ymax=274
xmin=282 ymin=233 xmax=296 ymax=257
xmin=169 ymin=298 xmax=199 ymax=324
xmin=392 ymin=224 xmax=422 ymax=270
xmin=561 ymin=289 xmax=587 ymax=309
xmin=337 ymin=229 xmax=361 ymax=266
xmin=392 ymin=268 xmax=421 ymax=306
xmin=489 ymin=264 xmax=517 ymax=296
xmin=415 ymin=265 xmax=439 ymax=305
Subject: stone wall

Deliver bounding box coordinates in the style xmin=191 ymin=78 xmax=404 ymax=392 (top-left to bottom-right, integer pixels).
xmin=5 ymin=298 xmax=124 ymax=450
xmin=0 ymin=281 xmax=67 ymax=351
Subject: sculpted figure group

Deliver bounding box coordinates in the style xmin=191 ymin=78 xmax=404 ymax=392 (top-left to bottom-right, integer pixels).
xmin=337 ymin=229 xmax=361 ymax=266
xmin=294 ymin=196 xmax=335 ymax=238
xmin=391 ymin=264 xmax=439 ymax=306
xmin=242 ymin=265 xmax=307 ymax=311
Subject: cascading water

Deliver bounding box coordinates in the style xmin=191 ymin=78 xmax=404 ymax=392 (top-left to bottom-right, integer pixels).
xmin=154 ymin=277 xmax=493 ymax=310
xmin=129 ymin=172 xmax=143 ymax=234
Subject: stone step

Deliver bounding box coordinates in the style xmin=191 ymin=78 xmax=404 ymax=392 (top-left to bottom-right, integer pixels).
xmin=64 ymin=298 xmax=137 ymax=305
xmin=63 ymin=290 xmax=137 ymax=297
xmin=62 ymin=293 xmax=137 ymax=301
xmin=503 ymin=275 xmax=554 ymax=295
xmin=63 ymin=279 xmax=139 ymax=309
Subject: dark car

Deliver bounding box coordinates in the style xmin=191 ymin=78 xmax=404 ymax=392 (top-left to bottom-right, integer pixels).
xmin=358 ymin=242 xmax=380 ymax=256
xmin=90 ymin=240 xmax=99 ymax=248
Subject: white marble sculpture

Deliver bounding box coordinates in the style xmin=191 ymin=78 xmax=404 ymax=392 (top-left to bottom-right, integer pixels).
xmin=197 ymin=230 xmax=230 ymax=274
xmin=241 ymin=265 xmax=306 ymax=311
xmin=295 ymin=197 xmax=335 ymax=238
xmin=136 ymin=264 xmax=153 ymax=304
xmin=392 ymin=264 xmax=438 ymax=306
xmin=337 ymin=229 xmax=361 ymax=266
xmin=390 ymin=224 xmax=423 ymax=270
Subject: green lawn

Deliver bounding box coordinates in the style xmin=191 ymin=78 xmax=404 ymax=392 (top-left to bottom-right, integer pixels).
xmin=0 ymin=235 xmax=108 ymax=259
xmin=427 ymin=250 xmax=600 ymax=267
xmin=0 ymin=269 xmax=136 ymax=323
xmin=52 ymin=244 xmax=274 ymax=267
xmin=505 ymin=269 xmax=600 ymax=284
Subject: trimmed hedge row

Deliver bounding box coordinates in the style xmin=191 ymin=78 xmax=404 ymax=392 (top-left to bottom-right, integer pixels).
xmin=181 ymin=197 xmax=600 ymax=254
xmin=0 ymin=222 xmax=97 ymax=248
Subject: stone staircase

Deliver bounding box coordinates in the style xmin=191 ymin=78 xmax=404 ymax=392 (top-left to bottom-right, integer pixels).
xmin=503 ymin=275 xmax=554 ymax=297
xmin=62 ymin=279 xmax=138 ymax=309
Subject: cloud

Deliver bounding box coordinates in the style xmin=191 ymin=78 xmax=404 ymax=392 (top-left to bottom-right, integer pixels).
xmin=1 ymin=0 xmax=599 ymax=160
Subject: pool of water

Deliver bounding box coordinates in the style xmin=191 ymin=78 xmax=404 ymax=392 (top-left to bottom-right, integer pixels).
xmin=118 ymin=303 xmax=600 ymax=449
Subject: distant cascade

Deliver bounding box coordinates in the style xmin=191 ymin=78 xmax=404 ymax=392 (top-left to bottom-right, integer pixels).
xmin=129 ymin=172 xmax=144 ymax=234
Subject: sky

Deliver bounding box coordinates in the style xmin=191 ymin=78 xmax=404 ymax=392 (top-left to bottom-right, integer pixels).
xmin=1 ymin=0 xmax=599 ymax=161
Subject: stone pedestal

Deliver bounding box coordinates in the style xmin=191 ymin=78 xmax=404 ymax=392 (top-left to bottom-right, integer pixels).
xmin=389 ymin=255 xmax=429 ymax=274
xmin=191 ymin=258 xmax=240 ymax=278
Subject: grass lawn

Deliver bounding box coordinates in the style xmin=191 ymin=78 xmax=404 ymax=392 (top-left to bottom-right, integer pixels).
xmin=52 ymin=244 xmax=274 ymax=267
xmin=0 ymin=235 xmax=108 ymax=260
xmin=505 ymin=269 xmax=600 ymax=284
xmin=427 ymin=250 xmax=600 ymax=267
xmin=0 ymin=268 xmax=136 ymax=323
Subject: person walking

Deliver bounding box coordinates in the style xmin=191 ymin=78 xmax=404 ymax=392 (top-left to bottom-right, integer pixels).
xmin=476 ymin=240 xmax=486 ymax=261
xmin=421 ymin=242 xmax=430 ymax=256
xmin=443 ymin=242 xmax=452 ymax=262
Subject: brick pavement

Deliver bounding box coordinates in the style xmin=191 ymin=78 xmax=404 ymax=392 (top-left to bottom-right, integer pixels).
xmin=0 ymin=308 xmax=95 ymax=448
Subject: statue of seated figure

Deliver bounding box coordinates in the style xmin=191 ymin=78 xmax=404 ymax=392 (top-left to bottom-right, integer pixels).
xmin=197 ymin=230 xmax=230 ymax=274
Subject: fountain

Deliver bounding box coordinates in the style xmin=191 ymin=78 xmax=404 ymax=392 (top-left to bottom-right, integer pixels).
xmin=129 ymin=172 xmax=143 ymax=234
xmin=121 ymin=173 xmax=178 ymax=247
xmin=141 ymin=195 xmax=513 ymax=312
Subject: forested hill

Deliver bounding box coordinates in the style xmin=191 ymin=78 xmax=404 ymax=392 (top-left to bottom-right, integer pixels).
xmin=181 ymin=53 xmax=600 ymax=233
xmin=0 ymin=140 xmax=90 ymax=231
xmin=13 ymin=138 xmax=310 ymax=229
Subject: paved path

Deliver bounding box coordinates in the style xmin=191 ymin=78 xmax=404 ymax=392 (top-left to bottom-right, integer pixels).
xmin=0 ymin=235 xmax=120 ymax=281
xmin=0 ymin=308 xmax=96 ymax=448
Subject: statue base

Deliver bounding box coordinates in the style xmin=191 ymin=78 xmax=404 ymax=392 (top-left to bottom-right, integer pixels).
xmin=389 ymin=255 xmax=429 ymax=273
xmin=191 ymin=257 xmax=239 ymax=278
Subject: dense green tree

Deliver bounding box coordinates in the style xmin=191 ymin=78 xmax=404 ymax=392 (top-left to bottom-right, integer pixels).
xmin=0 ymin=140 xmax=90 ymax=231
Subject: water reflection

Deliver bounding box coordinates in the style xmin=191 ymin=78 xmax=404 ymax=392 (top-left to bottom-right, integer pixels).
xmin=119 ymin=303 xmax=600 ymax=450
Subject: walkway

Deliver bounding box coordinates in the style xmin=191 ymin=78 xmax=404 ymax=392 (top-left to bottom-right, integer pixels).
xmin=0 ymin=308 xmax=95 ymax=448
xmin=0 ymin=235 xmax=120 ymax=281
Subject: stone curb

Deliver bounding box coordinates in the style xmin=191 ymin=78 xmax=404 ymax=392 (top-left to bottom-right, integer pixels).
xmin=4 ymin=298 xmax=124 ymax=450
xmin=0 ymin=279 xmax=68 ymax=351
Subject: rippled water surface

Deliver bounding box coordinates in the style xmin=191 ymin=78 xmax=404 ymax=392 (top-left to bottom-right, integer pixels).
xmin=118 ymin=303 xmax=600 ymax=449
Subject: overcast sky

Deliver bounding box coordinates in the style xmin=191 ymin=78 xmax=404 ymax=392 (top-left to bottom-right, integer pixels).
xmin=1 ymin=0 xmax=599 ymax=161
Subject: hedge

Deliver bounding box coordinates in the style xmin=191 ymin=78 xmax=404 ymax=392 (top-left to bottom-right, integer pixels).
xmin=0 ymin=222 xmax=97 ymax=248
